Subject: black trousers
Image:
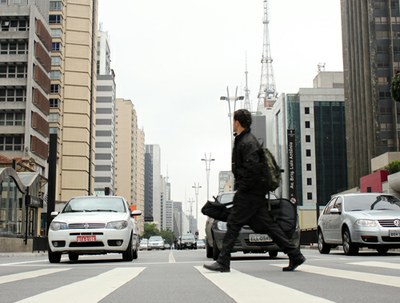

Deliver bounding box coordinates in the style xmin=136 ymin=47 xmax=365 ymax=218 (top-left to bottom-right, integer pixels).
xmin=217 ymin=191 xmax=301 ymax=267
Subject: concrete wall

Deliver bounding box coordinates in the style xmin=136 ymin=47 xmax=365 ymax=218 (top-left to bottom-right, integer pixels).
xmin=0 ymin=237 xmax=33 ymax=252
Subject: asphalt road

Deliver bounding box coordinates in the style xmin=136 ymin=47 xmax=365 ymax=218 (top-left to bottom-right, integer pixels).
xmin=1 ymin=247 xmax=400 ymax=302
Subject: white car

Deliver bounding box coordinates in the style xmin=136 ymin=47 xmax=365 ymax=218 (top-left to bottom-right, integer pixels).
xmin=48 ymin=196 xmax=142 ymax=263
xmin=147 ymin=236 xmax=165 ymax=250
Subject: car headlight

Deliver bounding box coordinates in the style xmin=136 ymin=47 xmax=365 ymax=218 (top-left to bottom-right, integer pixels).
xmin=217 ymin=221 xmax=228 ymax=231
xmin=106 ymin=220 xmax=128 ymax=230
xmin=50 ymin=221 xmax=68 ymax=231
xmin=354 ymin=219 xmax=378 ymax=227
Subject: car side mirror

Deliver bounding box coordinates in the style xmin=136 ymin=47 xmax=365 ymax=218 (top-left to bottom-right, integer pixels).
xmin=330 ymin=208 xmax=341 ymax=215
xmin=131 ymin=210 xmax=142 ymax=217
xmin=50 ymin=211 xmax=59 ymax=217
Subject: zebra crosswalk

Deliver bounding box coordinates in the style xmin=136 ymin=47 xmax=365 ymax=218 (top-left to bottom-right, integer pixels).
xmin=1 ymin=259 xmax=400 ymax=303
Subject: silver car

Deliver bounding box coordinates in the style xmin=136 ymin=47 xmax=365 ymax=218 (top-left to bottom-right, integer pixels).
xmin=317 ymin=192 xmax=400 ymax=255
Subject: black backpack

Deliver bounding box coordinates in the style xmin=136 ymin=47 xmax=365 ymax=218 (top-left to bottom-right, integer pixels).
xmin=259 ymin=147 xmax=282 ymax=192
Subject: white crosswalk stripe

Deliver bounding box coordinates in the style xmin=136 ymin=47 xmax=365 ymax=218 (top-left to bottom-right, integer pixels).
xmin=0 ymin=268 xmax=71 ymax=285
xmin=15 ymin=267 xmax=145 ymax=303
xmin=350 ymin=261 xmax=400 ymax=270
xmin=272 ymin=263 xmax=400 ymax=288
xmin=195 ymin=266 xmax=334 ymax=303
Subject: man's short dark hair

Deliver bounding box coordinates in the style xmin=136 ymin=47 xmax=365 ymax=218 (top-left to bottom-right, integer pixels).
xmin=233 ymin=109 xmax=252 ymax=129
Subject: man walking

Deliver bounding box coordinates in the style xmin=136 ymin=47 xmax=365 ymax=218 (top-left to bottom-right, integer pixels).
xmin=204 ymin=109 xmax=305 ymax=272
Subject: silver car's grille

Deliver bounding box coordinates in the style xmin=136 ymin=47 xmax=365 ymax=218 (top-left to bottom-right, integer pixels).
xmin=378 ymin=219 xmax=400 ymax=228
xmin=68 ymin=223 xmax=106 ymax=229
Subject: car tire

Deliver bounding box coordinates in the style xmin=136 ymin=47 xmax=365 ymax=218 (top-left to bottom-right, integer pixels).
xmin=268 ymin=251 xmax=278 ymax=258
xmin=48 ymin=249 xmax=61 ymax=263
xmin=342 ymin=228 xmax=359 ymax=255
xmin=68 ymin=252 xmax=79 ymax=262
xmin=212 ymin=239 xmax=220 ymax=260
xmin=122 ymin=236 xmax=134 ymax=261
xmin=376 ymin=247 xmax=389 ymax=255
xmin=206 ymin=241 xmax=213 ymax=258
xmin=318 ymin=230 xmax=331 ymax=254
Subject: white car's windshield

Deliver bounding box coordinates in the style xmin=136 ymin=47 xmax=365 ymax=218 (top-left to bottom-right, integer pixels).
xmin=63 ymin=197 xmax=126 ymax=213
xmin=344 ymin=195 xmax=400 ymax=211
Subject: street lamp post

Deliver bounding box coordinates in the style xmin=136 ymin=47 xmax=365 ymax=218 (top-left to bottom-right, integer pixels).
xmin=192 ymin=182 xmax=202 ymax=234
xmin=201 ymin=153 xmax=215 ymax=201
xmin=220 ymin=86 xmax=244 ymax=150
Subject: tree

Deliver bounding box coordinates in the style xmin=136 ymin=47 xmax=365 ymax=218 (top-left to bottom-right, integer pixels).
xmin=384 ymin=160 xmax=400 ymax=175
xmin=142 ymin=223 xmax=160 ymax=239
xmin=391 ymin=72 xmax=400 ymax=102
xmin=160 ymin=229 xmax=175 ymax=244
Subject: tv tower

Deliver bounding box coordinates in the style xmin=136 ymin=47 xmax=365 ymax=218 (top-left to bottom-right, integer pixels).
xmin=257 ymin=0 xmax=277 ymax=111
xmin=243 ymin=53 xmax=252 ymax=112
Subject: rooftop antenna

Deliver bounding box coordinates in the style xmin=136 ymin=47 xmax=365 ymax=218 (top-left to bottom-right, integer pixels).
xmin=257 ymin=0 xmax=277 ymax=111
xmin=243 ymin=52 xmax=252 ymax=112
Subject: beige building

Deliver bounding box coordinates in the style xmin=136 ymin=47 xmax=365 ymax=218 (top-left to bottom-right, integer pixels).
xmin=114 ymin=99 xmax=145 ymax=234
xmin=49 ymin=0 xmax=98 ymax=206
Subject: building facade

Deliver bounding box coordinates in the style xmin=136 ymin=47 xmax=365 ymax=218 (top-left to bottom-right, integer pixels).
xmin=94 ymin=28 xmax=115 ymax=195
xmin=341 ymin=0 xmax=400 ymax=188
xmin=144 ymin=144 xmax=161 ymax=227
xmin=49 ymin=0 xmax=98 ymax=205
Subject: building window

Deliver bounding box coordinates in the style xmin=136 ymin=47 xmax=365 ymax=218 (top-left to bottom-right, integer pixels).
xmin=307 ymin=192 xmax=313 ymax=200
xmin=305 ymin=121 xmax=310 ymax=128
xmin=50 ymin=28 xmax=62 ymax=38
xmin=307 ymin=178 xmax=312 ymax=186
xmin=305 ymin=135 xmax=311 ymax=142
xmin=50 ymin=70 xmax=61 ymax=80
xmin=49 ymin=98 xmax=60 ymax=108
xmin=52 ymin=42 xmax=61 ymax=52
xmin=306 ymin=163 xmax=312 ymax=171
xmin=0 ymin=41 xmax=28 ymax=55
xmin=51 ymin=56 xmax=61 ymax=66
xmin=1 ymin=19 xmax=28 ymax=31
xmin=305 ymin=107 xmax=310 ymax=114
xmin=0 ymin=64 xmax=27 ymax=78
xmin=0 ymin=112 xmax=25 ymax=126
xmin=48 ymin=113 xmax=59 ymax=123
xmin=0 ymin=88 xmax=26 ymax=102
xmin=306 ymin=149 xmax=311 ymax=157
xmin=49 ymin=15 xmax=62 ymax=24
xmin=49 ymin=1 xmax=63 ymax=10
xmin=0 ymin=135 xmax=24 ymax=151
xmin=50 ymin=84 xmax=60 ymax=94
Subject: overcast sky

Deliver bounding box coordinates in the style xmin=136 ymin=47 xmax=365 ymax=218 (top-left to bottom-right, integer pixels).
xmin=98 ymin=0 xmax=343 ymax=235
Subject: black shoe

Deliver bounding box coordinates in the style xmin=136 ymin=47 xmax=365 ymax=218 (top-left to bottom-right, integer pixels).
xmin=203 ymin=262 xmax=230 ymax=272
xmin=282 ymin=254 xmax=306 ymax=272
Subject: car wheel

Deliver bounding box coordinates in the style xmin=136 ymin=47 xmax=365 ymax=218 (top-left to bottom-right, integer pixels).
xmin=206 ymin=241 xmax=213 ymax=258
xmin=376 ymin=247 xmax=389 ymax=255
xmin=318 ymin=230 xmax=331 ymax=254
xmin=342 ymin=228 xmax=359 ymax=255
xmin=268 ymin=251 xmax=278 ymax=258
xmin=48 ymin=249 xmax=61 ymax=263
xmin=122 ymin=237 xmax=134 ymax=261
xmin=68 ymin=252 xmax=79 ymax=262
xmin=212 ymin=239 xmax=220 ymax=260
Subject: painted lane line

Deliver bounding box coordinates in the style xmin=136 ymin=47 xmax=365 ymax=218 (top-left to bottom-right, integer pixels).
xmin=16 ymin=267 xmax=145 ymax=303
xmin=168 ymin=251 xmax=176 ymax=263
xmin=195 ymin=266 xmax=333 ymax=303
xmin=0 ymin=268 xmax=71 ymax=285
xmin=273 ymin=264 xmax=400 ymax=288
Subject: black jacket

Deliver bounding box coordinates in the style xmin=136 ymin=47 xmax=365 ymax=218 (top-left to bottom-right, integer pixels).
xmin=232 ymin=129 xmax=268 ymax=194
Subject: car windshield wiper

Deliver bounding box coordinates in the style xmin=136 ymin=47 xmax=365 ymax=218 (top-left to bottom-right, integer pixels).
xmin=89 ymin=209 xmax=118 ymax=212
xmin=65 ymin=209 xmax=85 ymax=213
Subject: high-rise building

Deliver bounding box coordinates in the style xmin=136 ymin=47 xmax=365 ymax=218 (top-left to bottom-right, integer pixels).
xmin=135 ymin=128 xmax=145 ymax=234
xmin=144 ymin=144 xmax=161 ymax=227
xmin=114 ymin=98 xmax=136 ymax=203
xmin=271 ymin=71 xmax=346 ymax=228
xmin=341 ymin=0 xmax=400 ymax=188
xmin=49 ymin=0 xmax=98 ymax=204
xmin=0 ymin=0 xmax=51 ymax=175
xmin=94 ymin=28 xmax=115 ymax=195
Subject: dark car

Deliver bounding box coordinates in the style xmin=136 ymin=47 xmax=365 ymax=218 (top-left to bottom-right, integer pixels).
xmin=177 ymin=233 xmax=197 ymax=249
xmin=317 ymin=192 xmax=400 ymax=255
xmin=205 ymin=192 xmax=300 ymax=260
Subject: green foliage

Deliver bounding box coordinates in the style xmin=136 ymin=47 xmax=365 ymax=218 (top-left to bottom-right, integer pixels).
xmin=142 ymin=223 xmax=175 ymax=244
xmin=384 ymin=160 xmax=400 ymax=175
xmin=391 ymin=73 xmax=400 ymax=102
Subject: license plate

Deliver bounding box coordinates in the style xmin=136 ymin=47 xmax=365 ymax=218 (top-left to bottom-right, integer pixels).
xmin=249 ymin=234 xmax=272 ymax=242
xmin=76 ymin=235 xmax=96 ymax=242
xmin=389 ymin=230 xmax=400 ymax=237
